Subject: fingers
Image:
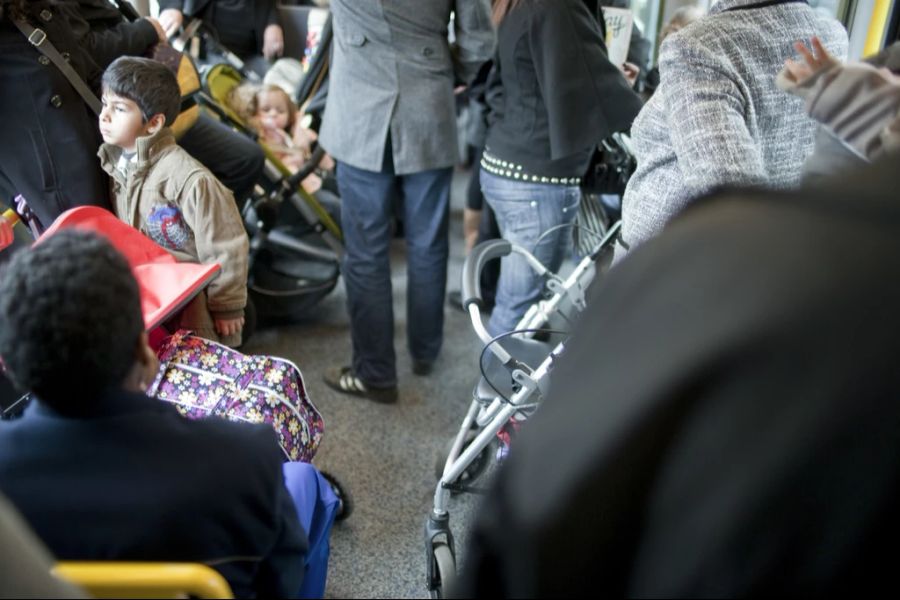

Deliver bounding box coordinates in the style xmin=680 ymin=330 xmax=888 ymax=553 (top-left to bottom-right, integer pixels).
xmin=782 ymin=58 xmax=806 ymax=82
xmin=214 ymin=318 xmax=243 ymax=337
xmin=810 ymin=36 xmax=827 ymax=59
xmin=794 ymin=40 xmax=816 ymax=66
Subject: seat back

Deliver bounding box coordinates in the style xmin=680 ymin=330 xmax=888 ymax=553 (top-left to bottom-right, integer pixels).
xmin=53 ymin=562 xmax=233 ymax=599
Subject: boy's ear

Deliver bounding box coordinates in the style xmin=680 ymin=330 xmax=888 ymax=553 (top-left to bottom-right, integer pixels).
xmin=146 ymin=113 xmax=167 ymax=134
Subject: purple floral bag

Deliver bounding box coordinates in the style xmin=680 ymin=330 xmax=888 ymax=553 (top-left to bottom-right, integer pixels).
xmin=148 ymin=330 xmax=324 ymax=462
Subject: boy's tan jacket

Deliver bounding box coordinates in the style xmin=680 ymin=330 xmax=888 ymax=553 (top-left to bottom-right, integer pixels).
xmin=98 ymin=127 xmax=249 ymax=322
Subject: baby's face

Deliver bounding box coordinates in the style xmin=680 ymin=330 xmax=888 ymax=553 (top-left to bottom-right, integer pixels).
xmin=257 ymin=91 xmax=291 ymax=131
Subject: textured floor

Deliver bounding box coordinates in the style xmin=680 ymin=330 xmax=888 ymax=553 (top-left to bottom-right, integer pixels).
xmin=241 ymin=169 xmax=490 ymax=598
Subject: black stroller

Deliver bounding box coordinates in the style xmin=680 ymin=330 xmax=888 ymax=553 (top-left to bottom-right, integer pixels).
xmin=148 ymin=1 xmax=343 ymax=325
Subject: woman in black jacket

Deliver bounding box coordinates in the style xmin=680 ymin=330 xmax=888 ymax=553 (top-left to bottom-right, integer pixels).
xmin=0 ymin=0 xmax=112 ymax=228
xmin=481 ymin=0 xmax=641 ymax=336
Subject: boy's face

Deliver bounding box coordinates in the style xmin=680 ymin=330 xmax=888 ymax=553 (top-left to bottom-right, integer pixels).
xmin=99 ymin=92 xmax=153 ymax=152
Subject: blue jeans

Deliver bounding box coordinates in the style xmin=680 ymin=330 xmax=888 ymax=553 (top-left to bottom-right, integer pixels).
xmin=337 ymin=154 xmax=452 ymax=388
xmin=481 ymin=170 xmax=580 ymax=336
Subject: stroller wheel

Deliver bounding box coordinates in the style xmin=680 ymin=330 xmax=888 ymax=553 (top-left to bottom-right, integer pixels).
xmin=433 ymin=428 xmax=494 ymax=491
xmin=320 ymin=470 xmax=353 ymax=522
xmin=429 ymin=542 xmax=456 ymax=599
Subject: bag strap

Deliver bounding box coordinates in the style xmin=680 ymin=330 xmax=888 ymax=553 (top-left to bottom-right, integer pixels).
xmin=13 ymin=19 xmax=102 ymax=115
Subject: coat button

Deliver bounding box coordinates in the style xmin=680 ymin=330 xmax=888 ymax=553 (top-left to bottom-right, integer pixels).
xmin=38 ymin=55 xmax=50 ymax=66
xmin=61 ymin=52 xmax=70 ymax=62
xmin=422 ymin=47 xmax=434 ymax=57
xmin=39 ymin=9 xmax=52 ymax=21
xmin=50 ymin=94 xmax=62 ymax=108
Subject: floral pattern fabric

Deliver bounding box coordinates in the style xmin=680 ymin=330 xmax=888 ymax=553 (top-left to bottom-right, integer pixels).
xmin=149 ymin=330 xmax=324 ymax=462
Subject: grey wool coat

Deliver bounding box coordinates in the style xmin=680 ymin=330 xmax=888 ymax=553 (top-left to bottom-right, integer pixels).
xmin=619 ymin=0 xmax=847 ymax=254
xmin=319 ymin=0 xmax=494 ymax=174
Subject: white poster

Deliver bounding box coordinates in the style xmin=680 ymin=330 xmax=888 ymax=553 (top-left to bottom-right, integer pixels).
xmin=603 ymin=7 xmax=634 ymax=68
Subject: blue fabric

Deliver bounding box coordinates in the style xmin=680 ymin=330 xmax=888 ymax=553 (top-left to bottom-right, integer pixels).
xmin=336 ymin=145 xmax=452 ymax=386
xmin=282 ymin=462 xmax=340 ymax=599
xmin=481 ymin=170 xmax=580 ymax=336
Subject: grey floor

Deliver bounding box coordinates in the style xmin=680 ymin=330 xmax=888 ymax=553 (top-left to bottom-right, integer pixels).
xmin=241 ymin=169 xmax=488 ymax=598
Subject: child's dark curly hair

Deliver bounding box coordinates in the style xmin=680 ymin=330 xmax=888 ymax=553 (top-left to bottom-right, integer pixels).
xmin=0 ymin=230 xmax=144 ymax=409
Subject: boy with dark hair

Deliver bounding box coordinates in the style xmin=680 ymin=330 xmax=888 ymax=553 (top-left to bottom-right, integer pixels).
xmin=0 ymin=230 xmax=307 ymax=597
xmin=98 ymin=56 xmax=249 ymax=346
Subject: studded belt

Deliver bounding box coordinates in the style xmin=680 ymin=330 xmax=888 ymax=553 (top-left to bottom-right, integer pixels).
xmin=481 ymin=150 xmax=582 ymax=186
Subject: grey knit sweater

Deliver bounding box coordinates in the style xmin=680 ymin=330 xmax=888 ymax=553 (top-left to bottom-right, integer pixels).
xmin=619 ymin=0 xmax=847 ymax=253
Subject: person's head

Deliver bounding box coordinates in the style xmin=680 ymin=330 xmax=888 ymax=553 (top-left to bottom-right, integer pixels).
xmin=659 ymin=6 xmax=705 ymax=45
xmin=100 ymin=56 xmax=180 ymax=151
xmin=0 ymin=230 xmax=156 ymax=412
xmin=254 ymin=84 xmax=297 ymax=132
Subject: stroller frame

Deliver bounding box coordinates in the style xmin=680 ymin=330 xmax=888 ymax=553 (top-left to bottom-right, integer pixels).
xmin=424 ymin=222 xmax=621 ymax=597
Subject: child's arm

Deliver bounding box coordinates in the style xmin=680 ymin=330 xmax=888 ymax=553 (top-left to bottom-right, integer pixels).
xmin=181 ymin=173 xmax=250 ymax=333
xmin=290 ymin=121 xmax=316 ymax=156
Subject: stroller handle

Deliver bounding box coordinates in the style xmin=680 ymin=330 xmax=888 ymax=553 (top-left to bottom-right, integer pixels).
xmin=283 ymin=146 xmax=328 ymax=191
xmin=461 ymin=239 xmax=512 ymax=311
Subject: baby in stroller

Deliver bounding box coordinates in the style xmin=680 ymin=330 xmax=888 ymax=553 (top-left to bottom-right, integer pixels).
xmin=229 ymin=82 xmax=334 ymax=195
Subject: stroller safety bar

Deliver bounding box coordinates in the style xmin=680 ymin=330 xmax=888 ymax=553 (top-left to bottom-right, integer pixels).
xmin=462 ymin=239 xmax=550 ymax=349
xmin=461 ymin=239 xmax=510 ymax=311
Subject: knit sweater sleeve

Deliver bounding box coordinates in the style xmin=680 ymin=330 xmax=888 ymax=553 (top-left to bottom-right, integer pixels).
xmin=659 ymin=35 xmax=766 ymax=197
xmin=179 ymin=174 xmax=249 ymax=319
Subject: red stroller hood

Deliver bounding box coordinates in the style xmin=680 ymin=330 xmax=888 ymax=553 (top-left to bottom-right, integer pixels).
xmin=38 ymin=206 xmax=220 ymax=331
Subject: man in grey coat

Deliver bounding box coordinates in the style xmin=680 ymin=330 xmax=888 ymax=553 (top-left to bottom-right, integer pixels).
xmin=321 ymin=0 xmax=493 ymax=402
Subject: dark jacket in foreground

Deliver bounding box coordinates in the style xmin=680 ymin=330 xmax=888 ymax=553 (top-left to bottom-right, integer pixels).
xmin=0 ymin=390 xmax=307 ymax=599
xmin=456 ymin=150 xmax=900 ymax=596
xmin=0 ymin=1 xmax=109 ymax=227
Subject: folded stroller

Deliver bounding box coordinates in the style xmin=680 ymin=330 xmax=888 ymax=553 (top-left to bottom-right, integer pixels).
xmin=425 ymin=221 xmax=622 ymax=598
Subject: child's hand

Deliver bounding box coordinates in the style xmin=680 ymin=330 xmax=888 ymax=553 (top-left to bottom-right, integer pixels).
xmin=783 ymin=37 xmax=839 ymax=84
xmin=0 ymin=215 xmax=14 ymax=251
xmin=215 ymin=316 xmax=245 ymax=338
xmin=301 ymin=173 xmax=322 ymax=195
xmin=291 ymin=122 xmax=316 ymax=155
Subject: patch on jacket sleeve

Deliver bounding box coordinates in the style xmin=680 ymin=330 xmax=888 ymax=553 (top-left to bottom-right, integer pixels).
xmin=145 ymin=203 xmax=193 ymax=251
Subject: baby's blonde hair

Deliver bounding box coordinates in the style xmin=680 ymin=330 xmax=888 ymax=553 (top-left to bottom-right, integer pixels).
xmin=227 ymin=83 xmax=298 ymax=132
